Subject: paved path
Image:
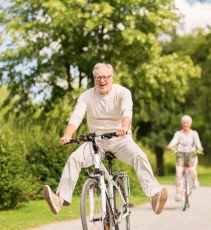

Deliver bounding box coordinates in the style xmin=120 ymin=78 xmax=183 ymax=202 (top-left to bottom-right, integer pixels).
xmin=27 ymin=185 xmax=211 ymax=230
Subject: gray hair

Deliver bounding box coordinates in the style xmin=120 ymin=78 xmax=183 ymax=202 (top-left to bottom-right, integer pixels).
xmin=181 ymin=115 xmax=192 ymax=124
xmin=93 ymin=63 xmax=114 ymax=77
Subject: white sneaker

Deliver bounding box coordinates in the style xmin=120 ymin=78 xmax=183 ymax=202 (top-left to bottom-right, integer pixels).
xmin=175 ymin=194 xmax=181 ymax=202
xmin=43 ymin=185 xmax=63 ymax=214
xmin=194 ymin=180 xmax=200 ymax=189
xmin=150 ymin=187 xmax=168 ymax=215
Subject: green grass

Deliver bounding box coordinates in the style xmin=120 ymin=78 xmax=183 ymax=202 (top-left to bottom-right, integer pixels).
xmin=0 ymin=193 xmax=149 ymax=230
xmin=0 ymin=197 xmax=81 ymax=230
xmin=0 ymin=146 xmax=210 ymax=230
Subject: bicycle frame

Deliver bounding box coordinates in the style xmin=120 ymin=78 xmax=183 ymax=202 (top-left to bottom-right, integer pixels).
xmin=65 ymin=132 xmax=130 ymax=228
xmin=99 ymin=163 xmax=129 ymax=224
xmin=90 ymin=156 xmax=129 ymax=225
xmin=90 ymin=136 xmax=130 ymax=226
xmin=182 ymin=167 xmax=191 ymax=192
xmin=176 ymin=151 xmax=195 ymax=211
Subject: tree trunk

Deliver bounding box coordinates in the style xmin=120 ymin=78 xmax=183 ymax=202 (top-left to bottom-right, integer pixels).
xmin=66 ymin=65 xmax=73 ymax=91
xmin=155 ymin=146 xmax=165 ymax=176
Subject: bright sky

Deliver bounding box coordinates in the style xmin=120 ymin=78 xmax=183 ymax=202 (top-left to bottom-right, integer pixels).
xmin=175 ymin=0 xmax=211 ymax=34
xmin=185 ymin=0 xmax=211 ymax=5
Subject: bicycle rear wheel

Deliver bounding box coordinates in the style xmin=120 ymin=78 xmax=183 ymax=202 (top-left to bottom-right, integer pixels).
xmin=181 ymin=173 xmax=188 ymax=211
xmin=113 ymin=178 xmax=130 ymax=230
xmin=81 ymin=178 xmax=112 ymax=230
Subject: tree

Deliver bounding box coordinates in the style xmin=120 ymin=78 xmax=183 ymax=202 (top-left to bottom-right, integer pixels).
xmin=1 ymin=0 xmax=202 ymax=176
xmin=161 ymin=29 xmax=211 ymax=158
xmin=120 ymin=52 xmax=201 ymax=175
xmin=0 ymin=0 xmax=178 ymax=116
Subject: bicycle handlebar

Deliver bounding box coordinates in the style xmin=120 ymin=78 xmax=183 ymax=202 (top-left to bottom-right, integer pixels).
xmin=175 ymin=151 xmax=204 ymax=156
xmin=63 ymin=132 xmax=118 ymax=146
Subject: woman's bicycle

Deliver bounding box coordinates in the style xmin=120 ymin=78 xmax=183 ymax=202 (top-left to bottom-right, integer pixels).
xmin=64 ymin=132 xmax=131 ymax=230
xmin=174 ymin=145 xmax=203 ymax=211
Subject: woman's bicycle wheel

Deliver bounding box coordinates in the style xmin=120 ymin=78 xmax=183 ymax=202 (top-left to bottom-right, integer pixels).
xmin=81 ymin=178 xmax=112 ymax=230
xmin=181 ymin=172 xmax=189 ymax=211
xmin=113 ymin=178 xmax=130 ymax=230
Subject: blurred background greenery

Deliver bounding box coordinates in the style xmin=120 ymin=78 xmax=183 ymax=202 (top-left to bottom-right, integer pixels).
xmin=0 ymin=0 xmax=211 ymax=215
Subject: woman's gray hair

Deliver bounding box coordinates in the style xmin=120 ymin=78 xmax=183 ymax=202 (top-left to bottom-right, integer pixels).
xmin=181 ymin=115 xmax=192 ymax=124
xmin=93 ymin=63 xmax=114 ymax=77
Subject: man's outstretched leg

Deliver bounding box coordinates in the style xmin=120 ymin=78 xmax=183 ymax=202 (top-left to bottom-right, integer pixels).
xmin=43 ymin=143 xmax=95 ymax=214
xmin=110 ymin=135 xmax=168 ymax=215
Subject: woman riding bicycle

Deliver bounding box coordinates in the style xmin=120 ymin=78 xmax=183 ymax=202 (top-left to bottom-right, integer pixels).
xmin=166 ymin=115 xmax=203 ymax=201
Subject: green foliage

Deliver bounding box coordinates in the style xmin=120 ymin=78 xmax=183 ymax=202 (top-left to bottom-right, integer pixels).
xmin=0 ymin=86 xmax=89 ymax=209
xmin=1 ymin=0 xmax=210 ymax=208
xmin=0 ymin=118 xmax=90 ymax=209
xmin=161 ymin=29 xmax=211 ymax=157
xmin=126 ymin=52 xmax=201 ymax=150
xmin=0 ymin=0 xmax=178 ymax=116
xmin=1 ymin=0 xmax=192 ymax=177
xmin=0 ymin=122 xmax=37 ymax=209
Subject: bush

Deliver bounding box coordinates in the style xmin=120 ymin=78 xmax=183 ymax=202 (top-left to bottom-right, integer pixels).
xmin=0 ymin=118 xmax=91 ymax=209
xmin=0 ymin=123 xmax=37 ymax=209
xmin=0 ymin=115 xmax=159 ymax=209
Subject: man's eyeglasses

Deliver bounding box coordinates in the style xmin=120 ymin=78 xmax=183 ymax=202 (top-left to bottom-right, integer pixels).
xmin=94 ymin=75 xmax=111 ymax=81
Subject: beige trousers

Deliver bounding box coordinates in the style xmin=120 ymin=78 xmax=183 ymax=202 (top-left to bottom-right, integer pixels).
xmin=57 ymin=134 xmax=161 ymax=204
xmin=175 ymin=157 xmax=198 ymax=194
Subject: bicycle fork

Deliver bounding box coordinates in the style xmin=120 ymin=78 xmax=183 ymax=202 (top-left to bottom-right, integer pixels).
xmin=182 ymin=169 xmax=191 ymax=196
xmin=88 ymin=174 xmax=107 ymax=222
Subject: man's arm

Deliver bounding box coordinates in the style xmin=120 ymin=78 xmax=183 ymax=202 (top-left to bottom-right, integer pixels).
xmin=60 ymin=92 xmax=87 ymax=146
xmin=60 ymin=124 xmax=77 ymax=146
xmin=116 ymin=116 xmax=131 ymax=136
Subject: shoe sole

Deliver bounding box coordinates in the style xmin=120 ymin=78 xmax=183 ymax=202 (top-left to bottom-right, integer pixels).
xmin=43 ymin=185 xmax=59 ymax=214
xmin=155 ymin=187 xmax=168 ymax=214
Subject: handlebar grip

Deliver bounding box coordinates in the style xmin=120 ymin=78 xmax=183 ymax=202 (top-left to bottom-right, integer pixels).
xmin=63 ymin=139 xmax=74 ymax=146
xmin=111 ymin=132 xmax=119 ymax=136
xmin=115 ymin=131 xmax=128 ymax=135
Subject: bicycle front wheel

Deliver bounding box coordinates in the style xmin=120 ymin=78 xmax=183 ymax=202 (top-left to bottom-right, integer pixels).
xmin=113 ymin=178 xmax=130 ymax=230
xmin=181 ymin=173 xmax=188 ymax=211
xmin=81 ymin=178 xmax=112 ymax=230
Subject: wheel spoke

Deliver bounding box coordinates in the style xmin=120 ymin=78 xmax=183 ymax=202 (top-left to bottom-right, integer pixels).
xmin=81 ymin=179 xmax=112 ymax=230
xmin=114 ymin=178 xmax=130 ymax=230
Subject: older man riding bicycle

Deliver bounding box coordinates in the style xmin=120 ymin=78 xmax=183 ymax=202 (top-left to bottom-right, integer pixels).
xmin=43 ymin=63 xmax=168 ymax=216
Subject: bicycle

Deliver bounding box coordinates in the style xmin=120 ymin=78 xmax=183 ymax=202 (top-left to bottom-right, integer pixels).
xmin=64 ymin=132 xmax=131 ymax=230
xmin=174 ymin=149 xmax=202 ymax=211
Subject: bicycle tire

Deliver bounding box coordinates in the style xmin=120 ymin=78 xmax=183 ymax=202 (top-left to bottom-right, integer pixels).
xmin=113 ymin=178 xmax=130 ymax=230
xmin=81 ymin=178 xmax=112 ymax=230
xmin=182 ymin=173 xmax=187 ymax=211
xmin=186 ymin=172 xmax=190 ymax=208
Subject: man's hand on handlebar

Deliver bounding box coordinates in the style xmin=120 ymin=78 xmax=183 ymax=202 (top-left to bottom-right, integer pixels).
xmin=60 ymin=137 xmax=73 ymax=146
xmin=116 ymin=127 xmax=127 ymax=136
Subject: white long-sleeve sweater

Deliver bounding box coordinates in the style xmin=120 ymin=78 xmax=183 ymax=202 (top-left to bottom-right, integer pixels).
xmin=168 ymin=130 xmax=202 ymax=150
xmin=68 ymin=84 xmax=133 ymax=135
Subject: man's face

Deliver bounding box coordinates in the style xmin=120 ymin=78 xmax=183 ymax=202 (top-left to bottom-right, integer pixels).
xmin=94 ymin=67 xmax=113 ymax=95
xmin=182 ymin=119 xmax=191 ymax=131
